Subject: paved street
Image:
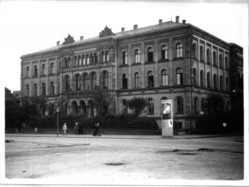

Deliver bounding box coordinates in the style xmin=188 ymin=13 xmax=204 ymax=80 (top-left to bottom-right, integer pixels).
xmin=5 ymin=134 xmax=244 ymax=185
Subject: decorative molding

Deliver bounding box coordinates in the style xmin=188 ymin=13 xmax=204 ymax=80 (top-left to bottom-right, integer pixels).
xmin=63 ymin=34 xmax=75 ymax=45
xmin=99 ymin=26 xmax=115 ymax=38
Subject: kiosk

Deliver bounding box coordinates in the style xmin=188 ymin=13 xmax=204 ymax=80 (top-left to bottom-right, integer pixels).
xmin=161 ymin=100 xmax=174 ymax=137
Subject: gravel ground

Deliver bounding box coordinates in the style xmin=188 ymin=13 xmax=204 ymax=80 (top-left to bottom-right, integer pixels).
xmin=4 ymin=134 xmax=244 ymax=185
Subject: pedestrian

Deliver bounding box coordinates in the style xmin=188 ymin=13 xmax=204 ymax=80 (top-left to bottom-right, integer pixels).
xmin=62 ymin=123 xmax=67 ymax=135
xmin=74 ymin=122 xmax=79 ymax=135
xmin=93 ymin=121 xmax=101 ymax=136
xmin=34 ymin=127 xmax=38 ymax=134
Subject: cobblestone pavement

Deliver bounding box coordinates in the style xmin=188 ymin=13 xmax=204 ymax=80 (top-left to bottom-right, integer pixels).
xmin=4 ymin=134 xmax=245 ymax=185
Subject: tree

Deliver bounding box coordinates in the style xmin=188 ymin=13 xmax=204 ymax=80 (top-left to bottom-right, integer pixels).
xmin=204 ymin=94 xmax=225 ymax=116
xmin=92 ymin=88 xmax=113 ymax=117
xmin=127 ymin=97 xmax=148 ymax=117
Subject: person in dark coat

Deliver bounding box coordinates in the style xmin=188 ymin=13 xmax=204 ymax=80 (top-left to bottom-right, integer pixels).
xmin=93 ymin=122 xmax=101 ymax=136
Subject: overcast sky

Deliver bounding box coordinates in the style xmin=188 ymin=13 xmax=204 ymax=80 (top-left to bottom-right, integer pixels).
xmin=0 ymin=0 xmax=247 ymax=91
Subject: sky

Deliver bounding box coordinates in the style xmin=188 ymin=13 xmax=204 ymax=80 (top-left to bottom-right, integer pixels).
xmin=0 ymin=0 xmax=248 ymax=92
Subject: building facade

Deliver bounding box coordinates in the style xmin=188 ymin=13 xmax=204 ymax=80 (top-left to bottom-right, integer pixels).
xmin=20 ymin=16 xmax=243 ymax=130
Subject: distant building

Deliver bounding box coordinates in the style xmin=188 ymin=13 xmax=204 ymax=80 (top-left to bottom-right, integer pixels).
xmin=20 ymin=16 xmax=243 ymax=130
xmin=5 ymin=88 xmax=19 ymax=103
xmin=13 ymin=91 xmax=21 ymax=99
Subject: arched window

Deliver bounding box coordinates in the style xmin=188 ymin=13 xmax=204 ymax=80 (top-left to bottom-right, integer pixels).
xmin=86 ymin=54 xmax=90 ymax=65
xmin=148 ymin=98 xmax=154 ymax=115
xmin=192 ymin=43 xmax=197 ymax=58
xmin=102 ymin=51 xmax=105 ymax=62
xmin=42 ymin=83 xmax=46 ymax=95
xmin=122 ymin=51 xmax=127 ymax=65
xmin=50 ymin=63 xmax=55 ymax=74
xmin=26 ymin=66 xmax=30 ymax=77
xmin=213 ymin=51 xmax=217 ymax=66
xmin=75 ymin=74 xmax=80 ymax=91
xmin=219 ymin=54 xmax=223 ymax=68
xmin=78 ymin=56 xmax=82 ymax=66
xmin=50 ymin=81 xmax=55 ymax=95
xmin=94 ymin=53 xmax=98 ymax=64
xmin=33 ymin=83 xmax=37 ymax=96
xmin=26 ymin=84 xmax=30 ymax=96
xmin=90 ymin=72 xmax=96 ymax=90
xmin=72 ymin=101 xmax=78 ymax=116
xmin=220 ymin=76 xmax=223 ymax=90
xmin=225 ymin=56 xmax=228 ymax=69
xmin=82 ymin=55 xmax=85 ymax=65
xmin=65 ymin=75 xmax=70 ymax=92
xmin=176 ymin=68 xmax=183 ymax=85
xmin=176 ymin=96 xmax=184 ymax=114
xmin=83 ymin=73 xmax=89 ymax=90
xmin=213 ymin=74 xmax=217 ymax=89
xmin=194 ymin=97 xmax=199 ymax=114
xmin=90 ymin=54 xmax=93 ymax=64
xmin=176 ymin=42 xmax=183 ymax=58
xmin=161 ymin=45 xmax=168 ymax=60
xmin=148 ymin=71 xmax=154 ymax=87
xmin=200 ymin=46 xmax=204 ymax=61
xmin=193 ymin=68 xmax=197 ymax=85
xmin=206 ymin=48 xmax=210 ymax=63
xmin=201 ymin=98 xmax=206 ymax=113
xmin=225 ymin=77 xmax=229 ymax=91
xmin=34 ymin=65 xmax=38 ymax=77
xmin=41 ymin=64 xmax=45 ymax=75
xmin=135 ymin=49 xmax=141 ymax=63
xmin=106 ymin=51 xmax=109 ymax=62
xmin=103 ymin=71 xmax=108 ymax=89
xmin=134 ymin=72 xmax=140 ymax=88
xmin=147 ymin=47 xmax=153 ymax=61
xmin=122 ymin=74 xmax=128 ymax=89
xmin=207 ymin=72 xmax=211 ymax=88
xmin=200 ymin=70 xmax=204 ymax=87
xmin=161 ymin=69 xmax=168 ymax=86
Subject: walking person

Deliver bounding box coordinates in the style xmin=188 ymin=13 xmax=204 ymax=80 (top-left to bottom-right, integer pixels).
xmin=74 ymin=122 xmax=79 ymax=135
xmin=93 ymin=121 xmax=101 ymax=136
xmin=62 ymin=123 xmax=67 ymax=135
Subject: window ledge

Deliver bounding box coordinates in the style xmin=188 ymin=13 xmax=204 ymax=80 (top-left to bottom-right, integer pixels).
xmin=132 ymin=62 xmax=141 ymax=66
xmin=119 ymin=64 xmax=128 ymax=67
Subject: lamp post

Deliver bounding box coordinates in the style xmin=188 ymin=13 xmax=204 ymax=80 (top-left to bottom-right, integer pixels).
xmin=56 ymin=106 xmax=59 ymax=136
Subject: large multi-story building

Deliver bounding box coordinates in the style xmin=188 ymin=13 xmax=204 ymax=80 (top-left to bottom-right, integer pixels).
xmin=20 ymin=16 xmax=243 ymax=130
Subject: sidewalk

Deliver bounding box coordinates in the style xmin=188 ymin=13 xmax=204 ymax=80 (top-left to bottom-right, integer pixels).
xmin=5 ymin=133 xmax=243 ymax=140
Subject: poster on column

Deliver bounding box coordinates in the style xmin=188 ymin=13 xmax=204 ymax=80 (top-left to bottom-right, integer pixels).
xmin=161 ymin=100 xmax=173 ymax=127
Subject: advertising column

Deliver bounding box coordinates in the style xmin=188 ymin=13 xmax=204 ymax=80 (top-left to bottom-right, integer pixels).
xmin=161 ymin=100 xmax=173 ymax=137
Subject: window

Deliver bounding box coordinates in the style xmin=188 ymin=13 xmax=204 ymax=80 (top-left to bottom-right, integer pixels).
xmin=82 ymin=55 xmax=86 ymax=65
xmin=176 ymin=96 xmax=184 ymax=114
xmin=161 ymin=45 xmax=168 ymax=60
xmin=148 ymin=71 xmax=154 ymax=87
xmin=75 ymin=74 xmax=80 ymax=91
xmin=94 ymin=53 xmax=98 ymax=64
xmin=103 ymin=71 xmax=108 ymax=89
xmin=201 ymin=98 xmax=206 ymax=112
xmin=42 ymin=83 xmax=46 ymax=95
xmin=86 ymin=55 xmax=90 ymax=65
xmin=134 ymin=49 xmax=141 ymax=63
xmin=225 ymin=56 xmax=228 ymax=69
xmin=176 ymin=68 xmax=183 ymax=85
xmin=83 ymin=74 xmax=89 ymax=90
xmin=90 ymin=72 xmax=96 ymax=90
xmin=213 ymin=51 xmax=217 ymax=66
xmin=34 ymin=65 xmax=38 ymax=77
xmin=26 ymin=66 xmax=30 ymax=77
xmin=50 ymin=82 xmax=55 ymax=95
xmin=134 ymin=72 xmax=140 ymax=88
xmin=193 ymin=68 xmax=197 ymax=85
xmin=148 ymin=98 xmax=154 ymax=115
xmin=161 ymin=69 xmax=168 ymax=86
xmin=213 ymin=74 xmax=217 ymax=89
xmin=90 ymin=54 xmax=93 ymax=64
xmin=106 ymin=51 xmax=109 ymax=62
xmin=194 ymin=97 xmax=199 ymax=114
xmin=65 ymin=75 xmax=70 ymax=92
xmin=147 ymin=47 xmax=153 ymax=61
xmin=206 ymin=48 xmax=210 ymax=63
xmin=102 ymin=51 xmax=105 ymax=62
xmin=41 ymin=64 xmax=45 ymax=75
xmin=33 ymin=83 xmax=37 ymax=96
xmin=192 ymin=43 xmax=197 ymax=58
xmin=176 ymin=42 xmax=183 ymax=58
xmin=219 ymin=54 xmax=223 ymax=68
xmin=50 ymin=63 xmax=55 ymax=74
xmin=122 ymin=51 xmax=127 ymax=65
xmin=207 ymin=72 xmax=211 ymax=88
xmin=26 ymin=84 xmax=30 ymax=96
xmin=200 ymin=70 xmax=204 ymax=87
xmin=122 ymin=74 xmax=128 ymax=89
xmin=200 ymin=46 xmax=204 ymax=61
xmin=220 ymin=76 xmax=223 ymax=90
xmin=226 ymin=77 xmax=229 ymax=91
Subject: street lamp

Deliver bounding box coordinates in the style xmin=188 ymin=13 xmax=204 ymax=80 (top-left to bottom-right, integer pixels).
xmin=56 ymin=106 xmax=59 ymax=136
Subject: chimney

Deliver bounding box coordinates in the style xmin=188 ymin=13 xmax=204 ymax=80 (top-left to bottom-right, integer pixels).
xmin=182 ymin=20 xmax=186 ymax=24
xmin=133 ymin=24 xmax=138 ymax=29
xmin=121 ymin=27 xmax=125 ymax=32
xmin=176 ymin=16 xmax=179 ymax=23
xmin=80 ymin=36 xmax=84 ymax=40
xmin=159 ymin=19 xmax=163 ymax=24
xmin=56 ymin=41 xmax=60 ymax=46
